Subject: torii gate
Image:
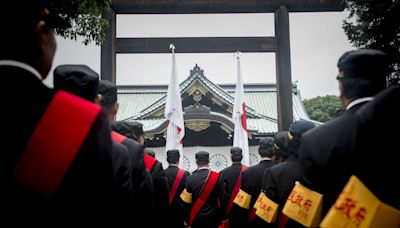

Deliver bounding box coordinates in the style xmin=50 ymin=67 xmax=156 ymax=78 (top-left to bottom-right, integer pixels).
xmin=101 ymin=0 xmax=344 ymax=131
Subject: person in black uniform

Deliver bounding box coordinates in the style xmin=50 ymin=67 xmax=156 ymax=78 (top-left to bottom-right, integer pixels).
xmin=182 ymin=151 xmax=227 ymax=228
xmin=112 ymin=121 xmax=170 ymax=227
xmin=220 ymin=147 xmax=247 ymax=228
xmin=231 ymin=137 xmax=277 ymax=228
xmin=97 ymin=81 xmax=154 ymax=223
xmin=298 ymin=49 xmax=390 ymax=216
xmin=0 ymin=1 xmax=115 ymax=224
xmin=352 ymin=85 xmax=400 ymax=210
xmin=53 ymin=65 xmax=132 ymax=207
xmin=261 ymin=121 xmax=315 ymax=227
xmin=164 ymin=149 xmax=190 ymax=228
xmin=272 ymin=131 xmax=289 ymax=163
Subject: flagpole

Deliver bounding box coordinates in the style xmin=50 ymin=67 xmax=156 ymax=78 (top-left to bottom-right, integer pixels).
xmin=169 ymin=43 xmax=176 ymax=150
xmin=233 ymin=50 xmax=250 ymax=166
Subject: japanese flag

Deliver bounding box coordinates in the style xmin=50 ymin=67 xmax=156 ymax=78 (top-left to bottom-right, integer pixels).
xmin=232 ymin=53 xmax=250 ymax=166
xmin=164 ymin=45 xmax=185 ymax=161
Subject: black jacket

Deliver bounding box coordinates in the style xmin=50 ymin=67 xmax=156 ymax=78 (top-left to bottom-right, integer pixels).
xmin=164 ymin=165 xmax=190 ymax=228
xmin=352 ymin=86 xmax=400 ymax=209
xmin=184 ymin=168 xmax=227 ymax=228
xmin=1 ymin=65 xmax=115 ymax=223
xmin=151 ymin=160 xmax=170 ymax=210
xmin=111 ymin=141 xmax=132 ymax=206
xmin=262 ymin=156 xmax=300 ymax=205
xmin=230 ymin=159 xmax=277 ymax=228
xmin=220 ymin=163 xmax=243 ymax=204
xmin=298 ymin=101 xmax=369 ymax=215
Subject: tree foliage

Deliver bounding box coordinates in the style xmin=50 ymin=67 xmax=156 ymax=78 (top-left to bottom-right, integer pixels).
xmin=303 ymin=95 xmax=342 ymax=123
xmin=53 ymin=0 xmax=111 ymax=45
xmin=343 ymin=0 xmax=400 ymax=85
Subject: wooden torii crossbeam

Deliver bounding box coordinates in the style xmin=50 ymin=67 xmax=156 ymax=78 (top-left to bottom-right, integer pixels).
xmin=101 ymin=0 xmax=344 ymax=131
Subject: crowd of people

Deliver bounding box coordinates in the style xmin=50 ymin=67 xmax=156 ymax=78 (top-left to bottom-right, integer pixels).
xmin=1 ymin=0 xmax=399 ymax=227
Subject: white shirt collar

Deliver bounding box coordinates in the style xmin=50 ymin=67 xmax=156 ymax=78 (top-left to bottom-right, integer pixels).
xmin=0 ymin=60 xmax=42 ymax=81
xmin=346 ymin=97 xmax=374 ymax=110
xmin=261 ymin=157 xmax=273 ymax=161
xmin=198 ymin=167 xmax=209 ymax=171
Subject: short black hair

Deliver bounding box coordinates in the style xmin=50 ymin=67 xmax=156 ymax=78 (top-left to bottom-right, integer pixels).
xmin=340 ymin=77 xmax=386 ymax=100
xmin=98 ymin=80 xmax=118 ymax=107
xmin=167 ymin=149 xmax=180 ymax=164
xmin=258 ymin=137 xmax=275 ymax=158
xmin=230 ymin=147 xmax=243 ymax=162
xmin=195 ymin=151 xmax=209 ymax=166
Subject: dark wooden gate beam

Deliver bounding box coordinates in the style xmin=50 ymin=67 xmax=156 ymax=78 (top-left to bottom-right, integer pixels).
xmin=116 ymin=37 xmax=276 ymax=53
xmin=111 ymin=0 xmax=344 ymax=14
xmin=101 ymin=8 xmax=116 ymax=83
xmin=275 ymin=5 xmax=293 ymax=131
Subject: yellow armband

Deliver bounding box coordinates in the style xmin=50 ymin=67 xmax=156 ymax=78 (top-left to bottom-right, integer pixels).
xmin=234 ymin=188 xmax=252 ymax=209
xmin=180 ymin=188 xmax=192 ymax=204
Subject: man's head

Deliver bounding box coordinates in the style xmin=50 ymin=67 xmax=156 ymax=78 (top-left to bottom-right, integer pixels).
xmin=288 ymin=120 xmax=315 ymax=157
xmin=258 ymin=137 xmax=275 ymax=158
xmin=336 ymin=49 xmax=389 ymax=107
xmin=53 ymin=65 xmax=99 ymax=101
xmin=97 ymin=80 xmax=119 ymax=123
xmin=230 ymin=147 xmax=243 ymax=163
xmin=195 ymin=151 xmax=209 ymax=167
xmin=273 ymin=131 xmax=289 ymax=161
xmin=144 ymin=149 xmax=156 ymax=159
xmin=111 ymin=121 xmax=145 ymax=145
xmin=167 ymin=149 xmax=180 ymax=164
xmin=0 ymin=1 xmax=67 ymax=78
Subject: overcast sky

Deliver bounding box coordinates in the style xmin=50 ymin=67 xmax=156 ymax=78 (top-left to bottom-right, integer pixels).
xmin=45 ymin=11 xmax=353 ymax=99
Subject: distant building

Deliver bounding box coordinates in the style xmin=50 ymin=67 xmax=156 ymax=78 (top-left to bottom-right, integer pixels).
xmin=117 ymin=65 xmax=312 ymax=171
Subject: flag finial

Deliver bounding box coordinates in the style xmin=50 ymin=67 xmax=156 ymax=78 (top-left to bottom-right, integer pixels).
xmin=170 ymin=44 xmax=176 ymax=52
xmin=235 ymin=51 xmax=241 ymax=59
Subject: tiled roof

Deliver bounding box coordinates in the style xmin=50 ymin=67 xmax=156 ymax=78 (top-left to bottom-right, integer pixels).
xmin=116 ymin=65 xmax=312 ymax=134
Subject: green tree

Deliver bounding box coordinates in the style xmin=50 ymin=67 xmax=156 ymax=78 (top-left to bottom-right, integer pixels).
xmin=53 ymin=0 xmax=111 ymax=45
xmin=303 ymin=95 xmax=342 ymax=123
xmin=343 ymin=0 xmax=400 ymax=85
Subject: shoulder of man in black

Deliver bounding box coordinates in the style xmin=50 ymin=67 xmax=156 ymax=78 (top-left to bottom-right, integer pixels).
xmin=111 ymin=141 xmax=132 ymax=201
xmin=353 ymin=85 xmax=400 ymax=209
xmin=119 ymin=138 xmax=150 ymax=193
xmin=220 ymin=164 xmax=242 ymax=195
xmin=3 ymin=66 xmax=117 ymax=218
xmin=164 ymin=165 xmax=178 ymax=182
xmin=220 ymin=163 xmax=242 ymax=177
xmin=298 ymin=111 xmax=361 ymax=190
xmin=263 ymin=158 xmax=300 ymax=204
xmin=151 ymin=160 xmax=170 ymax=208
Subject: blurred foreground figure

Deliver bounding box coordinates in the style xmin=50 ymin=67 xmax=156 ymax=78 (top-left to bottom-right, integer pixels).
xmin=298 ymin=49 xmax=390 ymax=215
xmin=0 ymin=1 xmax=116 ymax=224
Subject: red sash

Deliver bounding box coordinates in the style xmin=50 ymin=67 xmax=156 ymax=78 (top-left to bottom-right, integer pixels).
xmin=190 ymin=171 xmax=220 ymax=225
xmin=169 ymin=168 xmax=185 ymax=204
xmin=249 ymin=207 xmax=257 ymax=222
xmin=111 ymin=131 xmax=127 ymax=144
xmin=144 ymin=154 xmax=157 ymax=171
xmin=13 ymin=91 xmax=100 ymax=195
xmin=227 ymin=165 xmax=247 ymax=215
xmin=112 ymin=132 xmax=156 ymax=172
xmin=278 ymin=213 xmax=290 ymax=228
